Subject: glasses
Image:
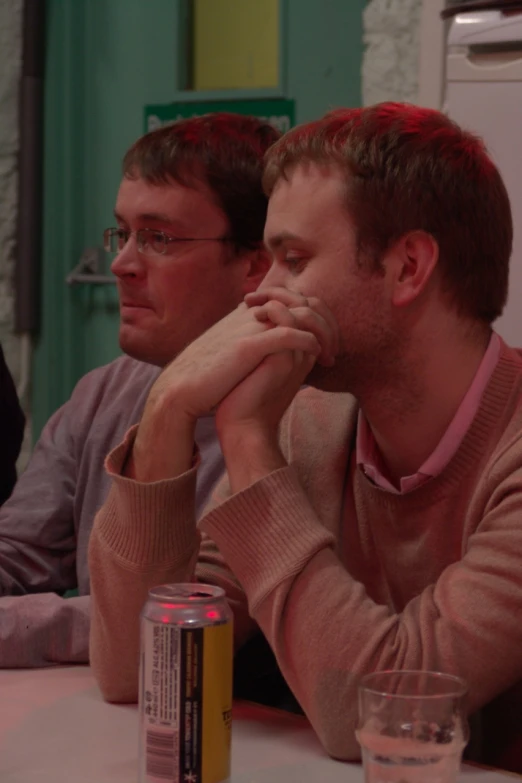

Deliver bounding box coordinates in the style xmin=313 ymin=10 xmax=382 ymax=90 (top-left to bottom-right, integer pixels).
xmin=357 ymin=671 xmax=469 ymax=783
xmin=103 ymin=227 xmax=233 ymax=256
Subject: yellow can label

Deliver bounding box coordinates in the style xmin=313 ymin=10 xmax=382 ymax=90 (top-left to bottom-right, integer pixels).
xmin=141 ymin=620 xmax=232 ymax=783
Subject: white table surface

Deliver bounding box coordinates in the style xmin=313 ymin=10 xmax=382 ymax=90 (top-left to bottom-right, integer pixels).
xmin=0 ymin=666 xmax=517 ymax=783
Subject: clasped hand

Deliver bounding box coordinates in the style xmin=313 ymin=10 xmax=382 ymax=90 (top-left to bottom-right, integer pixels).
xmin=132 ymin=289 xmax=339 ymax=484
xmin=158 ymin=288 xmax=338 ymax=421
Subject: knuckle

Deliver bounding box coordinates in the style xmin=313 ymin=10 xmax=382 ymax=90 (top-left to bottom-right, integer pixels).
xmin=279 ymin=326 xmax=293 ymax=340
xmin=266 ymin=299 xmax=284 ymax=314
xmin=304 ymin=333 xmax=321 ymax=352
xmin=294 ymin=307 xmax=316 ymax=328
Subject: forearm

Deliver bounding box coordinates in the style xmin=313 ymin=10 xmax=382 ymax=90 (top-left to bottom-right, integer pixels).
xmin=89 ymin=520 xmax=200 ymax=703
xmin=90 ymin=426 xmax=261 ymax=702
xmin=0 ymin=594 xmax=90 ymax=667
xmin=201 ymin=468 xmax=522 ymax=760
xmin=0 ymin=414 xmax=77 ymax=595
xmin=220 ymin=426 xmax=287 ymax=494
xmin=89 ymin=430 xmax=204 ymax=700
xmin=126 ymin=392 xmax=197 ymax=482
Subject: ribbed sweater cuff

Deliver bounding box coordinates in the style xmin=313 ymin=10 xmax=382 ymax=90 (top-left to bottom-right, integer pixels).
xmin=96 ymin=425 xmax=200 ymax=566
xmin=200 ymin=467 xmax=335 ymax=609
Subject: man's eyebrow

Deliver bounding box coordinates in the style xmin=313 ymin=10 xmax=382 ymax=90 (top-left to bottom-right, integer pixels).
xmin=113 ymin=210 xmax=187 ymax=228
xmin=264 ymin=231 xmax=304 ymax=250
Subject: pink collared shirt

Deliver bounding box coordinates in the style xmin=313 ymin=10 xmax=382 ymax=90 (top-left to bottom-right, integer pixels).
xmin=356 ymin=333 xmax=501 ymax=494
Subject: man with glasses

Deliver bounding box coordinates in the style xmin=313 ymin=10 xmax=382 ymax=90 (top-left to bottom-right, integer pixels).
xmin=0 ymin=113 xmax=277 ymax=667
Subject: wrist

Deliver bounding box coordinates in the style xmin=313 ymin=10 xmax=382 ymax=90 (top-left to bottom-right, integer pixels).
xmin=219 ymin=424 xmax=286 ymax=494
xmin=129 ymin=389 xmax=198 ymax=483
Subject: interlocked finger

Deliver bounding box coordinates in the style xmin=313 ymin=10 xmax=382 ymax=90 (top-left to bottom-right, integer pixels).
xmin=254 ymin=301 xmax=336 ymax=366
xmin=246 ymin=287 xmax=340 ymax=359
xmin=254 ymin=299 xmax=299 ymax=329
xmin=245 ymin=287 xmax=310 ymax=310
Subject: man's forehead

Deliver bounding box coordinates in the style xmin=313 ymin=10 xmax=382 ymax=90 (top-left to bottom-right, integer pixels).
xmin=267 ymin=163 xmax=345 ymax=216
xmin=117 ymin=174 xmax=209 ymax=201
xmin=271 ymin=160 xmax=344 ymax=190
xmin=265 ymin=163 xmax=353 ymax=246
xmin=113 ymin=208 xmax=189 ymax=231
xmin=263 ymin=229 xmax=304 ymax=250
xmin=115 ymin=176 xmax=223 ymax=224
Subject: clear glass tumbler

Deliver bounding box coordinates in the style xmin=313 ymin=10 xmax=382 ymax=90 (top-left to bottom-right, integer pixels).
xmin=356 ymin=670 xmax=469 ymax=783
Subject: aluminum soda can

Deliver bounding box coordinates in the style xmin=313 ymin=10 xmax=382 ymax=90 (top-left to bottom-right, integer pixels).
xmin=138 ymin=583 xmax=233 ymax=783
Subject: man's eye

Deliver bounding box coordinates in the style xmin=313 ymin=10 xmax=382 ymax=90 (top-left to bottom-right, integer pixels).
xmin=284 ymin=254 xmax=307 ymax=273
xmin=116 ymin=229 xmax=129 ymax=247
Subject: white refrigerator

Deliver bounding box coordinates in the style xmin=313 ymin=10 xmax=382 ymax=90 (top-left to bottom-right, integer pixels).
xmin=445 ymin=8 xmax=522 ymax=346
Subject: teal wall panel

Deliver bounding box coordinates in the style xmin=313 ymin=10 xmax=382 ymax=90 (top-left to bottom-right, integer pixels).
xmin=34 ymin=0 xmax=364 ymax=440
xmin=34 ymin=0 xmax=178 ymax=439
xmin=286 ymin=0 xmax=364 ymax=123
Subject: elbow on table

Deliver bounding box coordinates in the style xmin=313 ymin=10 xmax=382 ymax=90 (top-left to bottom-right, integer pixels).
xmin=320 ymin=726 xmax=361 ymax=763
xmin=307 ymin=673 xmax=363 ymax=761
xmin=310 ymin=704 xmax=361 ymax=762
xmin=90 ymin=648 xmax=139 ymax=704
xmin=95 ymin=668 xmax=139 ymax=704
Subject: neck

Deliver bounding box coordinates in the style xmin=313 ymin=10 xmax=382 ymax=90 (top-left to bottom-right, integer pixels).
xmin=359 ymin=322 xmax=492 ymax=483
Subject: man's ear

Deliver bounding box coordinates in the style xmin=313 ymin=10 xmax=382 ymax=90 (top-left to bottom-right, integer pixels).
xmin=241 ymin=245 xmax=272 ymax=295
xmin=387 ymin=230 xmax=439 ymax=308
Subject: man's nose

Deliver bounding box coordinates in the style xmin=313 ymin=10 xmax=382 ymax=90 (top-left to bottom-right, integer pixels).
xmin=110 ymin=236 xmax=145 ymax=278
xmin=258 ymin=262 xmax=286 ymax=290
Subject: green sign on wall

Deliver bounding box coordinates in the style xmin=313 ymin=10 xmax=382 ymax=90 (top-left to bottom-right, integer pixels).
xmin=144 ymin=98 xmax=295 ymax=135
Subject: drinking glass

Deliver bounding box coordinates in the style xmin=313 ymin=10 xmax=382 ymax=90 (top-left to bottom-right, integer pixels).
xmin=356 ymin=670 xmax=469 ymax=783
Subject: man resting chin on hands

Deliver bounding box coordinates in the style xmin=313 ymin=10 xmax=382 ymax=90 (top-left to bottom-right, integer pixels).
xmin=88 ymin=290 xmax=337 ymax=702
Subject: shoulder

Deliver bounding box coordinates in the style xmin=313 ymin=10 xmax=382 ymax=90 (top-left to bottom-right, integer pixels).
xmin=70 ymin=355 xmax=161 ymax=405
xmin=468 ymin=341 xmax=522 ymax=489
xmin=44 ymin=356 xmax=161 ymax=445
xmin=490 ymin=340 xmax=522 ymax=434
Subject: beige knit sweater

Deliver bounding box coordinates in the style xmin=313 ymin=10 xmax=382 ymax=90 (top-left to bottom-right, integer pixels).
xmin=89 ymin=340 xmax=522 ymax=768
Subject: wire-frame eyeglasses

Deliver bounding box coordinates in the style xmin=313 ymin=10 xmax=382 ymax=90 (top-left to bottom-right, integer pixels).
xmin=103 ymin=227 xmax=234 ymax=256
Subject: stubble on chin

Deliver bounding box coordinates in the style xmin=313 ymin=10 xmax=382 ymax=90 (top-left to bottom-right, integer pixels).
xmin=305 ymin=355 xmax=356 ymax=393
xmin=305 ymin=344 xmax=402 ymax=398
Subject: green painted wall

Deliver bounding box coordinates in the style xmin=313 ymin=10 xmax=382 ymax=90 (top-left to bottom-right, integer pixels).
xmin=34 ymin=0 xmax=177 ymax=438
xmin=34 ymin=0 xmax=364 ymax=440
xmin=287 ymin=0 xmax=364 ymax=123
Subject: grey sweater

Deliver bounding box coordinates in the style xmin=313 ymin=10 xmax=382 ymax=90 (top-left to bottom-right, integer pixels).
xmin=0 ymin=355 xmax=224 ymax=667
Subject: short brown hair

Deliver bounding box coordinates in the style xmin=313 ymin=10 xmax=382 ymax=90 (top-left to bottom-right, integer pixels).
xmin=264 ymin=102 xmax=512 ymax=324
xmin=123 ymin=113 xmax=281 ymax=251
